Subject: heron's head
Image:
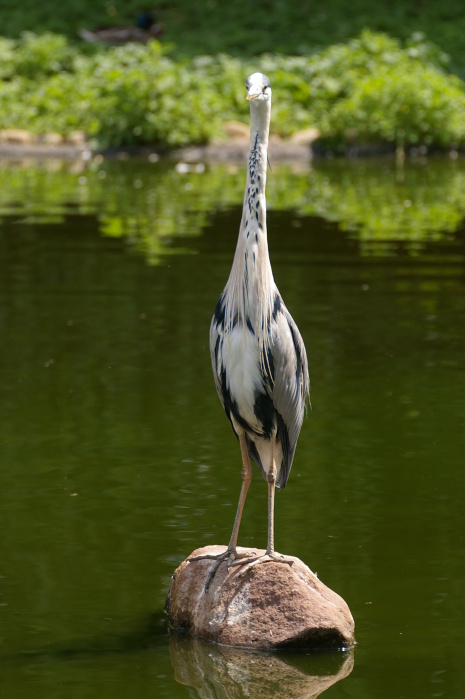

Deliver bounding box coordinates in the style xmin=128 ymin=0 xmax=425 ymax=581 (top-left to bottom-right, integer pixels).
xmin=246 ymin=73 xmax=271 ymax=103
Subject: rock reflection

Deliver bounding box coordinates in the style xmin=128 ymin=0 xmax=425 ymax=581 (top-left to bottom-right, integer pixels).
xmin=170 ymin=634 xmax=354 ymax=699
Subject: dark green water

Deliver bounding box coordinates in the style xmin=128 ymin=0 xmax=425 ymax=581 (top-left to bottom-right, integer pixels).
xmin=0 ymin=156 xmax=464 ymax=697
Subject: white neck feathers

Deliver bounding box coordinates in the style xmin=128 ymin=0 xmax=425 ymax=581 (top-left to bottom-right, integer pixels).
xmin=223 ymin=96 xmax=275 ymax=342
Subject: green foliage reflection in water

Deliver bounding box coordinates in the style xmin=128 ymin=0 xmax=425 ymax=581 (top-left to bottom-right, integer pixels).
xmin=1 ymin=157 xmax=465 ymax=260
xmin=304 ymin=159 xmax=465 ymax=255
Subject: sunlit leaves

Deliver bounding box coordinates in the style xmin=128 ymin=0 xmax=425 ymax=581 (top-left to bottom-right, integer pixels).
xmin=1 ymin=30 xmax=465 ymax=149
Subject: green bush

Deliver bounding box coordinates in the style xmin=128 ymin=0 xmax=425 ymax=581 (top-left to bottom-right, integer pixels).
xmin=1 ymin=30 xmax=465 ymax=150
xmin=330 ymin=63 xmax=465 ymax=147
xmin=0 ymin=32 xmax=78 ymax=80
xmin=307 ymin=31 xmax=465 ymax=148
xmin=0 ymin=36 xmax=226 ymax=146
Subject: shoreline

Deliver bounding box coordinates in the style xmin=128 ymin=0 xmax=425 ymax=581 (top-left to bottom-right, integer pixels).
xmin=0 ymin=138 xmax=458 ymax=165
xmin=0 ymin=140 xmax=314 ymax=163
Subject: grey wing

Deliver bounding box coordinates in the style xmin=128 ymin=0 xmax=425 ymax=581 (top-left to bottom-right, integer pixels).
xmin=270 ymin=301 xmax=310 ymax=488
xmin=209 ymin=307 xmax=225 ymax=410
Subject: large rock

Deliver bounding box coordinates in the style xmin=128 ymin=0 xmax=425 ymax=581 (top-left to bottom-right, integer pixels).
xmin=166 ymin=545 xmax=355 ymax=650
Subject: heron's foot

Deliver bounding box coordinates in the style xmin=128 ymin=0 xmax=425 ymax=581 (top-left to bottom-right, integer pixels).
xmin=188 ymin=548 xmax=257 ymax=592
xmin=231 ymin=550 xmax=295 ymax=576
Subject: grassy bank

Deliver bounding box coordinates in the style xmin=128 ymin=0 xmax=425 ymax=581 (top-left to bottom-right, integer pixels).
xmin=3 ymin=0 xmax=465 ymax=73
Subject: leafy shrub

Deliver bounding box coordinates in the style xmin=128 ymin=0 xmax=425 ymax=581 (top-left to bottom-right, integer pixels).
xmin=8 ymin=32 xmax=77 ymax=78
xmin=1 ymin=30 xmax=465 ymax=149
xmin=306 ymin=31 xmax=465 ymax=148
xmin=329 ymin=63 xmax=465 ymax=147
xmin=0 ymin=37 xmax=226 ymax=146
xmin=0 ymin=37 xmax=17 ymax=80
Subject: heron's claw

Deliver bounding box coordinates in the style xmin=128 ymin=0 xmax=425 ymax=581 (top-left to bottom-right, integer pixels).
xmin=187 ymin=549 xmax=234 ymax=591
xmin=231 ymin=551 xmax=295 ymax=577
xmin=188 ymin=548 xmax=258 ymax=592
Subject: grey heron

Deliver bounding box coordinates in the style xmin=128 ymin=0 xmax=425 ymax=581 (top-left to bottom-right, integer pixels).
xmin=199 ymin=72 xmax=310 ymax=589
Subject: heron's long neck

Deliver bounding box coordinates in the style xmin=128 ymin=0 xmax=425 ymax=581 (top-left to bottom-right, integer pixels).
xmin=225 ymin=100 xmax=274 ymax=333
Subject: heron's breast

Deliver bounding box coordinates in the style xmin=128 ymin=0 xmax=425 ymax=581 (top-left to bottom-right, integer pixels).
xmin=223 ymin=326 xmax=262 ymax=428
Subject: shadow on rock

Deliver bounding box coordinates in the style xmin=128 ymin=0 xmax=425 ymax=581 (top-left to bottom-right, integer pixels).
xmin=170 ymin=633 xmax=354 ymax=699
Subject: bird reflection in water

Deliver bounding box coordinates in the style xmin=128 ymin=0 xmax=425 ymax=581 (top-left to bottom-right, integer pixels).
xmin=170 ymin=634 xmax=353 ymax=699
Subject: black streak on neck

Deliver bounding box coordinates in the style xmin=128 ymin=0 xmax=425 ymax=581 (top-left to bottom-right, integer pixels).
xmin=246 ymin=133 xmax=262 ymax=224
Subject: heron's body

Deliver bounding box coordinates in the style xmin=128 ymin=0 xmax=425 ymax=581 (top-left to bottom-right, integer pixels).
xmin=211 ymin=251 xmax=308 ymax=489
xmin=200 ymin=73 xmax=309 ymax=588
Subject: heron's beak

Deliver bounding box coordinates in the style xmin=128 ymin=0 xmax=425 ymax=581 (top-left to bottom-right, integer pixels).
xmin=246 ymin=87 xmax=261 ymax=102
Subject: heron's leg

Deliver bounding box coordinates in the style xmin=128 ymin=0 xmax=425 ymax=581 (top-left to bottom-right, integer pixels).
xmin=188 ymin=433 xmax=254 ymax=591
xmin=266 ymin=458 xmax=276 ymax=556
xmin=231 ymin=447 xmax=294 ymax=575
xmin=227 ymin=432 xmax=253 ymax=551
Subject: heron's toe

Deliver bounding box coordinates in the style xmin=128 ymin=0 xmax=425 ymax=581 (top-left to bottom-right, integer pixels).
xmin=233 ymin=551 xmax=295 ymax=578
